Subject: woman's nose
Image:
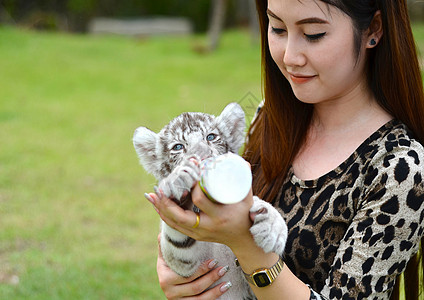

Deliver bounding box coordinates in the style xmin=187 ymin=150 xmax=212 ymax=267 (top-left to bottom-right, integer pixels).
xmin=283 ymin=38 xmax=307 ymax=67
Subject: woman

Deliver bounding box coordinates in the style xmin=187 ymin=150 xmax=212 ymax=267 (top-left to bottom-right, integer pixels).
xmin=147 ymin=0 xmax=424 ymax=298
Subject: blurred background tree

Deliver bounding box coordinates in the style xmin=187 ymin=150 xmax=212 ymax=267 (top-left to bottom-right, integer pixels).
xmin=408 ymin=0 xmax=424 ymax=22
xmin=0 ymin=0 xmax=223 ymax=32
xmin=0 ymin=0 xmax=262 ymax=51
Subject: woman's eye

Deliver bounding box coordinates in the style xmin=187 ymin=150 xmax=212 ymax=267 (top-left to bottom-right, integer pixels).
xmin=304 ymin=32 xmax=326 ymax=42
xmin=206 ymin=133 xmax=217 ymax=141
xmin=172 ymin=144 xmax=184 ymax=151
xmin=271 ymin=27 xmax=286 ymax=35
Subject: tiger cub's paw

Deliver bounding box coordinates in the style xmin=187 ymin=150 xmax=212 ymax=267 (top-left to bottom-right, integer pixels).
xmin=158 ymin=156 xmax=201 ymax=201
xmin=250 ymin=196 xmax=288 ymax=255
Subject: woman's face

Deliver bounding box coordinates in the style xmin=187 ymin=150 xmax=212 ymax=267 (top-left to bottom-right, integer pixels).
xmin=267 ymin=0 xmax=368 ymax=105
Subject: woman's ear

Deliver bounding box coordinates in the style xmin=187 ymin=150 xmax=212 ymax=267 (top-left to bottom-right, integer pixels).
xmin=366 ymin=10 xmax=383 ymax=48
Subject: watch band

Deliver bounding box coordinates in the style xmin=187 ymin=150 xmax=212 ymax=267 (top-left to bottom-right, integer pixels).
xmin=235 ymin=256 xmax=284 ymax=288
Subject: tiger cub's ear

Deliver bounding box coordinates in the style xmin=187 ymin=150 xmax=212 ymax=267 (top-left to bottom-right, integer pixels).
xmin=216 ymin=102 xmax=246 ymax=153
xmin=133 ymin=126 xmax=159 ymax=175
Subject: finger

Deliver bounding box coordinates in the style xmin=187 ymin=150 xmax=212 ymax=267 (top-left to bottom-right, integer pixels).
xmin=150 ymin=191 xmax=181 ymax=215
xmin=158 ymin=256 xmax=219 ymax=289
xmin=175 ymin=264 xmax=230 ymax=297
xmin=148 ymin=192 xmax=179 ymax=218
xmin=157 ymin=232 xmax=230 ymax=299
xmin=184 ymin=281 xmax=233 ymax=300
xmin=144 ymin=193 xmax=159 ymax=213
xmin=191 ymin=183 xmax=222 ymax=217
xmin=149 ymin=193 xmax=199 ymax=235
xmin=184 ymin=259 xmax=219 ymax=283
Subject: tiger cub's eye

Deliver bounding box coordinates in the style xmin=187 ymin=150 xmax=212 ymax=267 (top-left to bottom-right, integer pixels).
xmin=172 ymin=144 xmax=184 ymax=151
xmin=206 ymin=133 xmax=217 ymax=141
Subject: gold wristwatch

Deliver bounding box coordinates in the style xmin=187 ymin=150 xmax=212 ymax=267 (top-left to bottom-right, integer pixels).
xmin=235 ymin=256 xmax=284 ymax=288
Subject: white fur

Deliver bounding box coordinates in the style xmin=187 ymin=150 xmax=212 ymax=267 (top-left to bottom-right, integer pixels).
xmin=133 ymin=103 xmax=288 ymax=299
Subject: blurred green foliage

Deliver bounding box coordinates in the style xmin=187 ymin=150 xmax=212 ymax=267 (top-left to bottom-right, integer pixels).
xmin=0 ymin=25 xmax=261 ymax=299
xmin=1 ymin=0 xmax=212 ymax=32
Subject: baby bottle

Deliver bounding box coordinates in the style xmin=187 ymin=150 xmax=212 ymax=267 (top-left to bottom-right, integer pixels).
xmin=199 ymin=152 xmax=252 ymax=204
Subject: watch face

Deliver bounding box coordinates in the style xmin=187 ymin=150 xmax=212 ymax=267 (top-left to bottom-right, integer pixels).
xmin=253 ymin=272 xmax=271 ymax=287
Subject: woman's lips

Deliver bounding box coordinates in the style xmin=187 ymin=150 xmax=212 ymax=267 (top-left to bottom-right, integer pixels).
xmin=289 ymin=73 xmax=316 ymax=84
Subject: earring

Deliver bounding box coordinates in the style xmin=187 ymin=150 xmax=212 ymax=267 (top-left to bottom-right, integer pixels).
xmin=370 ymin=38 xmax=377 ymax=46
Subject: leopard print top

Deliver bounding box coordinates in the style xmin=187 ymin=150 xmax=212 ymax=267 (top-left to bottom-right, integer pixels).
xmin=272 ymin=119 xmax=424 ymax=299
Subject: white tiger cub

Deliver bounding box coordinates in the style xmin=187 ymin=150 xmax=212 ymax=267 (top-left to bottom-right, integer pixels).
xmin=133 ymin=103 xmax=287 ymax=299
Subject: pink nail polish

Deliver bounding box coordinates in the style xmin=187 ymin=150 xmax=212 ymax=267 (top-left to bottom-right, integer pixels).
xmin=220 ymin=281 xmax=232 ymax=293
xmin=144 ymin=193 xmax=155 ymax=204
xmin=208 ymin=259 xmax=218 ymax=269
xmin=218 ymin=265 xmax=229 ymax=277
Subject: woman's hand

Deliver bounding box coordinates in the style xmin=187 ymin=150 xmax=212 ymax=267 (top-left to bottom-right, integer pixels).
xmin=147 ymin=182 xmax=254 ymax=249
xmin=156 ymin=234 xmax=233 ymax=299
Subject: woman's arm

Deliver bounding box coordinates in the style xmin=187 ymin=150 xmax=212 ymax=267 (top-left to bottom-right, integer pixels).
xmin=231 ymin=234 xmax=311 ymax=300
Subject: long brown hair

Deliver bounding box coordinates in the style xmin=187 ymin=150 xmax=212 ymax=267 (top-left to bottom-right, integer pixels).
xmin=243 ymin=0 xmax=424 ymax=298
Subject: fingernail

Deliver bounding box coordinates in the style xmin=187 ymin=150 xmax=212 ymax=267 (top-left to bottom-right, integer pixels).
xmin=144 ymin=193 xmax=155 ymax=204
xmin=218 ymin=265 xmax=229 ymax=277
xmin=208 ymin=259 xmax=218 ymax=269
xmin=220 ymin=281 xmax=232 ymax=293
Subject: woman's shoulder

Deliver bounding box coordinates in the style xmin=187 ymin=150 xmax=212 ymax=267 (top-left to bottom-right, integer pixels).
xmin=370 ymin=120 xmax=424 ymax=163
xmin=361 ymin=119 xmax=424 ymax=190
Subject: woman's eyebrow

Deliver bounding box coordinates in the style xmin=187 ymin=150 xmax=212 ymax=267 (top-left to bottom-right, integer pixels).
xmin=267 ymin=8 xmax=283 ymax=21
xmin=266 ymin=8 xmax=329 ymax=25
xmin=295 ymin=18 xmax=329 ymax=25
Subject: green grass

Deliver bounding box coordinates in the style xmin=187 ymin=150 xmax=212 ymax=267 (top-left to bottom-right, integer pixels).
xmin=0 ymin=26 xmax=261 ymax=299
xmin=2 ymin=22 xmax=424 ymax=299
xmin=413 ymin=22 xmax=424 ymax=64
